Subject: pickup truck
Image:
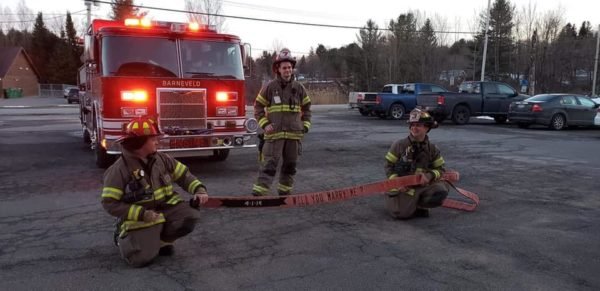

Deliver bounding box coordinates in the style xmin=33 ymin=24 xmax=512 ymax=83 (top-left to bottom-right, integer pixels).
xmin=368 ymin=83 xmax=449 ymax=120
xmin=348 ymin=91 xmax=377 ymax=116
xmin=417 ymin=81 xmax=528 ymax=124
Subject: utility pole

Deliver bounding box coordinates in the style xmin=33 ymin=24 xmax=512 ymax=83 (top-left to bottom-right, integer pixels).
xmin=480 ymin=0 xmax=492 ymax=81
xmin=593 ymin=24 xmax=600 ymax=97
xmin=84 ymin=0 xmax=99 ymax=28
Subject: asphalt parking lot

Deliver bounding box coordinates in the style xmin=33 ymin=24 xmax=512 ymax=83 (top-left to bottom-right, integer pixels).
xmin=1 ymin=97 xmax=599 ymax=290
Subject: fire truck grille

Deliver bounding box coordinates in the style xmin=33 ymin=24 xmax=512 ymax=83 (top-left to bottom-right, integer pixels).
xmin=158 ymin=89 xmax=207 ymax=131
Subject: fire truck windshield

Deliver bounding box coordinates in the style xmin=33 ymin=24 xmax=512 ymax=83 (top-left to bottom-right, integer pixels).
xmin=102 ymin=36 xmax=244 ymax=80
xmin=180 ymin=40 xmax=244 ymax=80
xmin=102 ymin=36 xmax=179 ymax=77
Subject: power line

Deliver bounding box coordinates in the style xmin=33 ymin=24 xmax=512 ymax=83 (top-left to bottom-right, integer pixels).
xmin=0 ymin=10 xmax=87 ymax=24
xmin=90 ymin=0 xmax=477 ymax=35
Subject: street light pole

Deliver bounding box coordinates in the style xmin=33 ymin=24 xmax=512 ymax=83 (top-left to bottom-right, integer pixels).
xmin=480 ymin=0 xmax=492 ymax=81
xmin=592 ymin=24 xmax=600 ymax=97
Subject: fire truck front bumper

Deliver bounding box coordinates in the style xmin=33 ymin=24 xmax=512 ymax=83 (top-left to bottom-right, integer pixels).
xmin=105 ymin=132 xmax=257 ymax=156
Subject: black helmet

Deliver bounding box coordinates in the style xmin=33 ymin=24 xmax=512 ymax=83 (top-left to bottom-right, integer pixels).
xmin=272 ymin=48 xmax=296 ymax=74
xmin=408 ymin=108 xmax=438 ymax=129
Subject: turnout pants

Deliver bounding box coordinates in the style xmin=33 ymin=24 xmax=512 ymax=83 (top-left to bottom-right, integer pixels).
xmin=385 ymin=181 xmax=449 ymax=219
xmin=253 ymin=139 xmax=300 ymax=195
xmin=118 ymin=202 xmax=199 ymax=267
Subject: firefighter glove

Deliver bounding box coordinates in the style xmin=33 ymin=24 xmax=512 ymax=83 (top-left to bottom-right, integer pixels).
xmin=303 ymin=126 xmax=309 ymax=134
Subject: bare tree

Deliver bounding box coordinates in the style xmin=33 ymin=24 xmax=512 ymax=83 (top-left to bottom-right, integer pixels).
xmin=537 ymin=7 xmax=563 ymax=44
xmin=1 ymin=6 xmax=16 ymax=33
xmin=185 ymin=0 xmax=225 ymax=32
xmin=16 ymin=0 xmax=34 ymax=31
xmin=47 ymin=14 xmax=66 ymax=36
xmin=271 ymin=39 xmax=284 ymax=53
xmin=432 ymin=14 xmax=449 ymax=47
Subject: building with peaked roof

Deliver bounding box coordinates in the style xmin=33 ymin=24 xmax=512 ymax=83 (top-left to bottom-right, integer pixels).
xmin=0 ymin=46 xmax=40 ymax=97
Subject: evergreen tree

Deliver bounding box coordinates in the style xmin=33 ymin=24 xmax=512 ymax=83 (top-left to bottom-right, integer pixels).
xmin=357 ymin=19 xmax=383 ymax=91
xmin=476 ymin=0 xmax=515 ymax=80
xmin=0 ymin=29 xmax=6 ymax=47
xmin=578 ymin=21 xmax=593 ymax=38
xmin=418 ymin=19 xmax=438 ymax=81
xmin=31 ymin=13 xmax=55 ymax=82
xmin=387 ymin=13 xmax=418 ymax=82
xmin=65 ymin=12 xmax=83 ymax=69
xmin=110 ymin=0 xmax=141 ymax=20
xmin=47 ymin=39 xmax=74 ymax=84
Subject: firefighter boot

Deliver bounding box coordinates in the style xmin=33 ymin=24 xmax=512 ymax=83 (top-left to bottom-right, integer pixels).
xmin=159 ymin=242 xmax=174 ymax=256
xmin=412 ymin=208 xmax=430 ymax=218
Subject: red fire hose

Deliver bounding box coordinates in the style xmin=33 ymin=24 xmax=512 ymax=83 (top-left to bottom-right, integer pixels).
xmin=201 ymin=170 xmax=479 ymax=211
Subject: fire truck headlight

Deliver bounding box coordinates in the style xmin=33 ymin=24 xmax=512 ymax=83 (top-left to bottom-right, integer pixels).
xmin=121 ymin=90 xmax=148 ymax=102
xmin=244 ymin=118 xmax=258 ymax=133
xmin=216 ymin=91 xmax=238 ymax=102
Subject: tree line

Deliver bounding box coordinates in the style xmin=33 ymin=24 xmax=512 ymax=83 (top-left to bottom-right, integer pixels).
xmin=250 ymin=0 xmax=598 ymax=95
xmin=1 ymin=0 xmax=598 ymax=95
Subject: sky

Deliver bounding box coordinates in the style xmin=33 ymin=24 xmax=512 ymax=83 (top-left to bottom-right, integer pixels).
xmin=1 ymin=0 xmax=598 ymax=57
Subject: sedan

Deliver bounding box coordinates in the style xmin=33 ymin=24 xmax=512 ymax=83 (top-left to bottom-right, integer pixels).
xmin=508 ymin=94 xmax=599 ymax=130
xmin=63 ymin=86 xmax=77 ymax=98
xmin=66 ymin=88 xmax=79 ymax=104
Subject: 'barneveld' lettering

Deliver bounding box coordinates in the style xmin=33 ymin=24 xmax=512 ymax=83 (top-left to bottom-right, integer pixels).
xmin=162 ymin=80 xmax=202 ymax=87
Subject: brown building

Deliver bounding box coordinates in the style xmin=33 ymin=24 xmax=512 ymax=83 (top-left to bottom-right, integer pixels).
xmin=0 ymin=47 xmax=40 ymax=97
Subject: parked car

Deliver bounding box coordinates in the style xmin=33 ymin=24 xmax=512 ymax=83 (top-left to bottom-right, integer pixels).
xmin=417 ymin=81 xmax=528 ymax=124
xmin=508 ymin=94 xmax=600 ymax=130
xmin=63 ymin=86 xmax=77 ymax=98
xmin=369 ymin=83 xmax=449 ymax=120
xmin=66 ymin=88 xmax=80 ymax=104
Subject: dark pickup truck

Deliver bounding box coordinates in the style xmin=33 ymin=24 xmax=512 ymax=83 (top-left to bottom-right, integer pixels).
xmin=417 ymin=81 xmax=529 ymax=124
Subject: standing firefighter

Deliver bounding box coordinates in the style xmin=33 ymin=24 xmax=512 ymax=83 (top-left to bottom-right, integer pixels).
xmin=384 ymin=109 xmax=449 ymax=219
xmin=252 ymin=48 xmax=312 ymax=196
xmin=100 ymin=116 xmax=209 ymax=267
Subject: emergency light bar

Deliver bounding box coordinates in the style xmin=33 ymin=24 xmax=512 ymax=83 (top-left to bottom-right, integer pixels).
xmin=123 ymin=18 xmax=215 ymax=33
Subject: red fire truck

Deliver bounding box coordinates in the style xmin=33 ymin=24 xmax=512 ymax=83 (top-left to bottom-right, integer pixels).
xmin=79 ymin=18 xmax=258 ymax=168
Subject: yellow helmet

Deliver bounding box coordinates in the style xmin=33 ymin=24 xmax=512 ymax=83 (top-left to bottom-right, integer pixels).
xmin=116 ymin=116 xmax=161 ymax=143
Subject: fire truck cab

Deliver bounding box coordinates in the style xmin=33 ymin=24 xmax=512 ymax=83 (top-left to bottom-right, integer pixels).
xmin=79 ymin=18 xmax=257 ymax=168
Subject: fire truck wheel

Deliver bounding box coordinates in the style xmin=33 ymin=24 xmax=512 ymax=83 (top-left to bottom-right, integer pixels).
xmin=212 ymin=149 xmax=230 ymax=161
xmin=95 ymin=141 xmax=115 ymax=168
xmin=83 ymin=128 xmax=91 ymax=144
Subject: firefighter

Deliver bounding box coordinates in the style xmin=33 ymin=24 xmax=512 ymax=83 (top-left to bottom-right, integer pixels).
xmin=100 ymin=116 xmax=209 ymax=267
xmin=384 ymin=109 xmax=449 ymax=219
xmin=251 ymin=48 xmax=312 ymax=196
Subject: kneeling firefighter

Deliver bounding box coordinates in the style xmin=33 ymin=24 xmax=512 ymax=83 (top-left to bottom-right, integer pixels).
xmin=384 ymin=109 xmax=449 ymax=219
xmin=100 ymin=116 xmax=209 ymax=267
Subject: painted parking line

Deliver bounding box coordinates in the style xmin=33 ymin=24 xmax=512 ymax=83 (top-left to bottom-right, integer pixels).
xmin=0 ymin=104 xmax=78 ymax=109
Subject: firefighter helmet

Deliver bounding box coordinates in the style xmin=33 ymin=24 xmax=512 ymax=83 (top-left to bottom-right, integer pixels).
xmin=408 ymin=108 xmax=438 ymax=128
xmin=272 ymin=48 xmax=296 ymax=74
xmin=116 ymin=116 xmax=161 ymax=143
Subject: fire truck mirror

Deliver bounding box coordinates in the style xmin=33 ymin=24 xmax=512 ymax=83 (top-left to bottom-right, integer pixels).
xmin=84 ymin=34 xmax=95 ymax=62
xmin=242 ymin=43 xmax=252 ymax=77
